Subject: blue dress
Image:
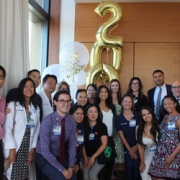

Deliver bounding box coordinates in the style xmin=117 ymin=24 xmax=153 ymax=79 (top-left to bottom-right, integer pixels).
xmin=116 ymin=111 xmax=140 ymax=180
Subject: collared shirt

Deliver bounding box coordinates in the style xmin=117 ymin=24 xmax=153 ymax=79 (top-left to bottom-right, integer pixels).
xmin=175 ymin=96 xmax=180 ymax=105
xmin=0 ymin=95 xmax=6 ymax=139
xmin=153 ymin=84 xmax=167 ymax=112
xmin=36 ymin=111 xmax=77 ymax=172
xmin=38 ymin=89 xmax=54 ymax=119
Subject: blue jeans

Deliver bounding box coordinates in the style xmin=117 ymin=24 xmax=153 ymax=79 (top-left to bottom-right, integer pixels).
xmin=35 ymin=153 xmax=76 ymax=180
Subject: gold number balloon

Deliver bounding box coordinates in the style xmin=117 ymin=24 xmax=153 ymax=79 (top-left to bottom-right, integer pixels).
xmin=86 ymin=2 xmax=123 ymax=85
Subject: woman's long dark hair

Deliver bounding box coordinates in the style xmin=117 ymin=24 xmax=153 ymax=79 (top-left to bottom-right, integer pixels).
xmin=87 ymin=83 xmax=97 ymax=92
xmin=159 ymin=95 xmax=180 ymax=122
xmin=15 ymin=78 xmax=37 ymax=109
xmin=109 ymin=79 xmax=122 ymax=104
xmin=127 ymin=77 xmax=144 ymax=97
xmin=137 ymin=106 xmax=160 ymax=146
xmin=69 ymin=104 xmax=84 ymax=115
xmin=96 ymin=85 xmax=116 ymax=116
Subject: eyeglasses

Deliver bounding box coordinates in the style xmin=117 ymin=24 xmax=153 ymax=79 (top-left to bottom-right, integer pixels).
xmin=131 ymin=82 xmax=139 ymax=85
xmin=171 ymin=86 xmax=180 ymax=89
xmin=57 ymin=99 xmax=72 ymax=104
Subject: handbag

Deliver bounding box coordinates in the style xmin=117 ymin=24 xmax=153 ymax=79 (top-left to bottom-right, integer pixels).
xmin=97 ymin=137 xmax=117 ymax=164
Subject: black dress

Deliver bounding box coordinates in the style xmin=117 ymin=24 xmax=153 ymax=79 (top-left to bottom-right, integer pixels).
xmin=11 ymin=127 xmax=30 ymax=180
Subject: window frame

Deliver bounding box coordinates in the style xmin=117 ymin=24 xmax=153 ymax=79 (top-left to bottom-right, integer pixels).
xmin=28 ymin=0 xmax=50 ymax=71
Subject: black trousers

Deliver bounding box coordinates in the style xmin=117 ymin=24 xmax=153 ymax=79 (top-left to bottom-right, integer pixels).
xmin=0 ymin=140 xmax=4 ymax=180
xmin=98 ymin=159 xmax=115 ymax=180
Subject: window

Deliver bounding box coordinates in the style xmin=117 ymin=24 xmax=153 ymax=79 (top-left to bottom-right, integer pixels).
xmin=28 ymin=0 xmax=50 ymax=73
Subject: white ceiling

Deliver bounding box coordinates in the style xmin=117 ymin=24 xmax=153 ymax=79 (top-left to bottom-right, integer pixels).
xmin=74 ymin=0 xmax=180 ymax=2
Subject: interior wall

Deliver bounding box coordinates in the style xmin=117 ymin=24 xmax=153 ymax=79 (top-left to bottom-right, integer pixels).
xmin=48 ymin=0 xmax=61 ymax=65
xmin=75 ymin=2 xmax=180 ymax=95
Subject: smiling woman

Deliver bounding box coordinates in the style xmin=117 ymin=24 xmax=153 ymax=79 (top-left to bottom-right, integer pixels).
xmin=127 ymin=77 xmax=148 ymax=112
xmin=3 ymin=78 xmax=40 ymax=180
xmin=148 ymin=95 xmax=180 ymax=179
xmin=75 ymin=89 xmax=88 ymax=108
xmin=96 ymin=85 xmax=117 ymax=180
xmin=136 ymin=106 xmax=160 ymax=180
xmin=82 ymin=104 xmax=108 ymax=180
xmin=116 ymin=93 xmax=141 ymax=180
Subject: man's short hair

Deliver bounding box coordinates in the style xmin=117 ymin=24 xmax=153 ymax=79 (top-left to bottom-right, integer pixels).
xmin=153 ymin=69 xmax=164 ymax=76
xmin=53 ymin=90 xmax=71 ymax=111
xmin=27 ymin=69 xmax=40 ymax=77
xmin=53 ymin=90 xmax=71 ymax=102
xmin=0 ymin=65 xmax=6 ymax=78
xmin=42 ymin=74 xmax=57 ymax=84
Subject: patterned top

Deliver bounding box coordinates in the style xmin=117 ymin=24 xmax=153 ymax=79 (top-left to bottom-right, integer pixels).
xmin=114 ymin=103 xmax=122 ymax=116
xmin=148 ymin=115 xmax=180 ymax=179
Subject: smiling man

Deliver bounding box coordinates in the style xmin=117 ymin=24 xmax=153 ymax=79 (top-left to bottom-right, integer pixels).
xmin=35 ymin=90 xmax=77 ymax=180
xmin=148 ymin=69 xmax=172 ymax=119
xmin=38 ymin=74 xmax=57 ymax=119
xmin=171 ymin=80 xmax=180 ymax=105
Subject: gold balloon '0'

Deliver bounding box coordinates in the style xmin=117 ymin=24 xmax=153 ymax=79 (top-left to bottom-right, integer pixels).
xmin=86 ymin=2 xmax=123 ymax=86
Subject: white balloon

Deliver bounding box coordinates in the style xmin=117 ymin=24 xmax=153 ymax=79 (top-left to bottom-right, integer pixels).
xmin=58 ymin=64 xmax=73 ymax=83
xmin=60 ymin=41 xmax=89 ymax=75
xmin=41 ymin=64 xmax=61 ymax=82
xmin=74 ymin=70 xmax=87 ymax=86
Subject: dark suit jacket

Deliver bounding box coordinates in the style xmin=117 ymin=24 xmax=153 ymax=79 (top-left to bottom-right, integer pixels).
xmin=148 ymin=84 xmax=172 ymax=111
xmin=135 ymin=94 xmax=148 ymax=112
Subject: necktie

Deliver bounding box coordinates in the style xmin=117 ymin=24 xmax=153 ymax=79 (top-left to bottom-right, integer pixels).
xmin=60 ymin=118 xmax=65 ymax=164
xmin=177 ymin=98 xmax=180 ymax=105
xmin=156 ymin=88 xmax=162 ymax=119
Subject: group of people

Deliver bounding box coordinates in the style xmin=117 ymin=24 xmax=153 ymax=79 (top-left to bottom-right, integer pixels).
xmin=0 ymin=65 xmax=180 ymax=180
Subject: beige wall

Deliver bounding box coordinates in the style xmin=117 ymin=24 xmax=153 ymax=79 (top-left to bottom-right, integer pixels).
xmin=75 ymin=2 xmax=180 ymax=95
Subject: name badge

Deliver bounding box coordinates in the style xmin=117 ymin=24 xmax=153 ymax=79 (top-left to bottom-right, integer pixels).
xmin=77 ymin=135 xmax=84 ymax=144
xmin=149 ymin=144 xmax=156 ymax=152
xmin=89 ymin=133 xmax=94 ymax=140
xmin=167 ymin=122 xmax=175 ymax=130
xmin=53 ymin=125 xmax=61 ymax=135
xmin=26 ymin=119 xmax=35 ymax=128
xmin=129 ymin=119 xmax=136 ymax=127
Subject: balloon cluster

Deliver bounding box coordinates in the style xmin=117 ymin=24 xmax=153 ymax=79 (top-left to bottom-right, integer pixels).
xmin=42 ymin=41 xmax=89 ymax=99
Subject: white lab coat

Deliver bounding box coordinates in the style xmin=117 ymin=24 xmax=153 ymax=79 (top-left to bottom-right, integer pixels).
xmin=38 ymin=89 xmax=54 ymax=119
xmin=3 ymin=102 xmax=40 ymax=180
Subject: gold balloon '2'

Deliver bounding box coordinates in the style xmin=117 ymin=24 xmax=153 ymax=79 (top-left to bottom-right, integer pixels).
xmin=86 ymin=2 xmax=123 ymax=85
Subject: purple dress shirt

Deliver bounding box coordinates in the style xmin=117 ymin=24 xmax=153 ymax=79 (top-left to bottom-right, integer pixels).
xmin=0 ymin=95 xmax=5 ymax=139
xmin=36 ymin=111 xmax=77 ymax=172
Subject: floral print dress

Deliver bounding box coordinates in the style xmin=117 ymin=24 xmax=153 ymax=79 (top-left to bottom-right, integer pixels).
xmin=114 ymin=103 xmax=124 ymax=163
xmin=148 ymin=115 xmax=180 ymax=179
